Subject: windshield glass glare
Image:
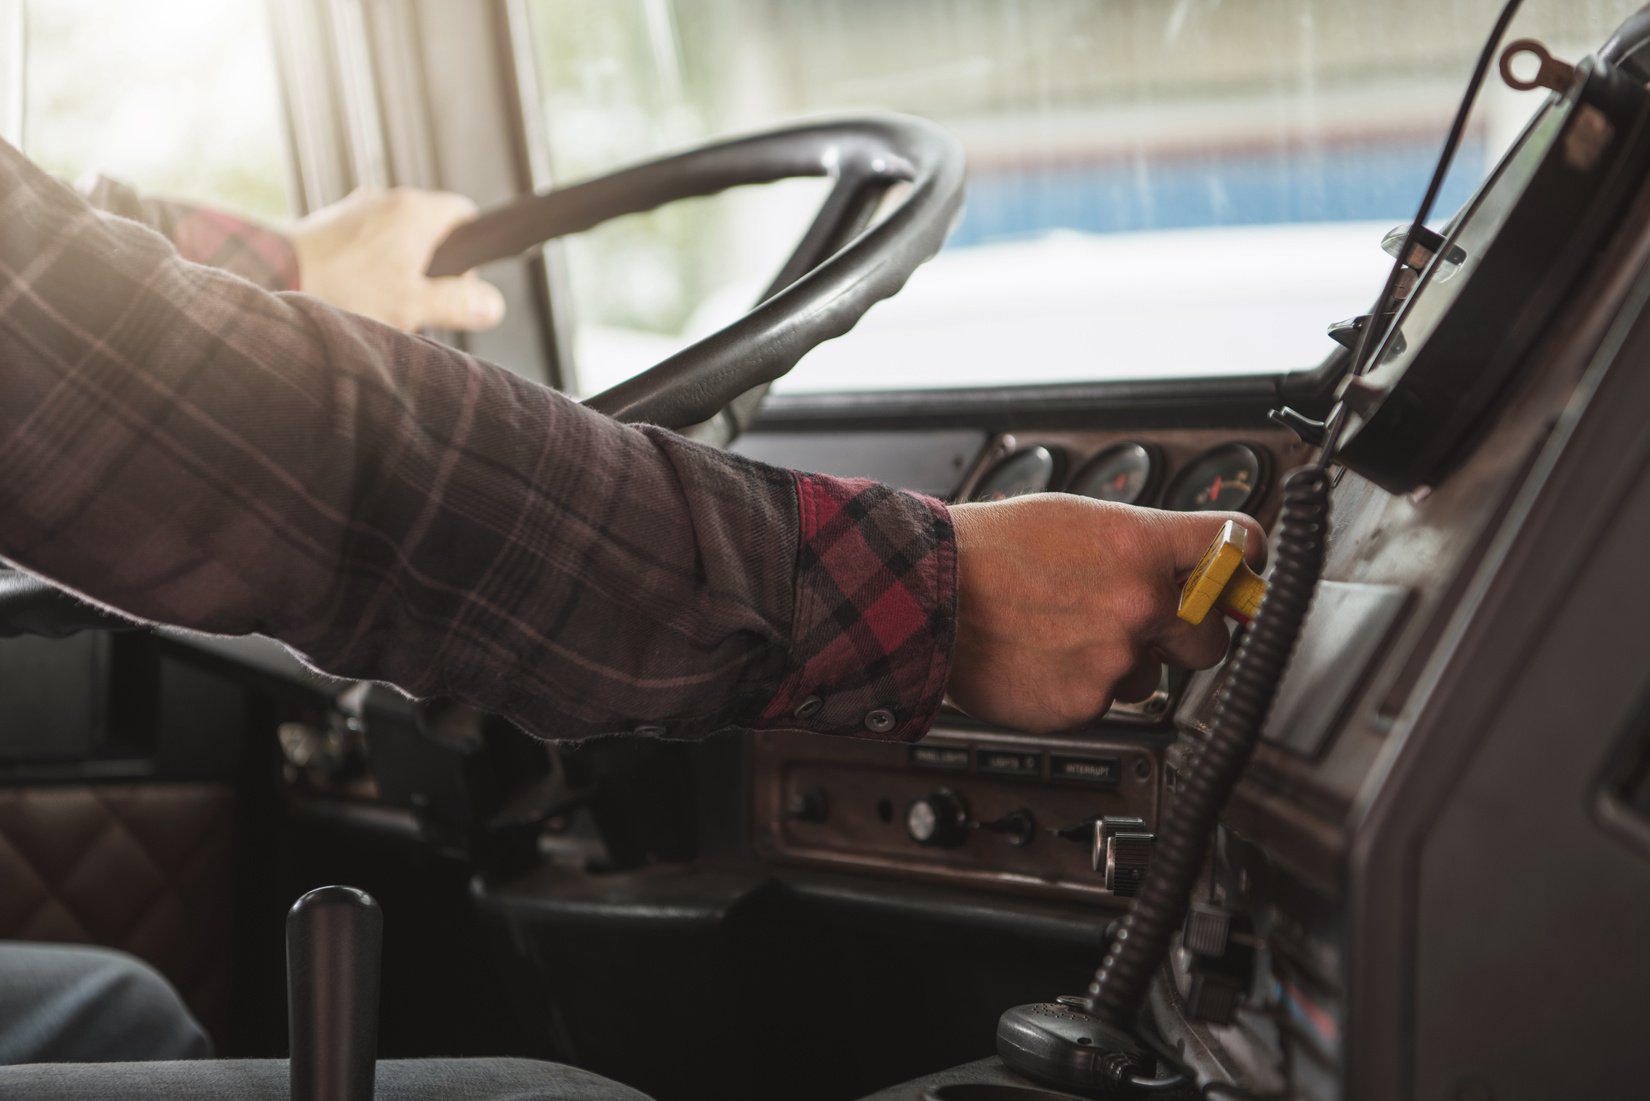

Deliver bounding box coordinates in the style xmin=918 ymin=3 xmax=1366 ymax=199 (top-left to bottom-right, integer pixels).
xmin=525 ymin=0 xmax=1632 ymax=396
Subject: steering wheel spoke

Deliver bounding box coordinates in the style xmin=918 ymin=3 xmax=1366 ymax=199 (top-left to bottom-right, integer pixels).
xmin=427 ymin=115 xmax=965 ymax=431
xmin=761 ymin=168 xmax=895 ymax=302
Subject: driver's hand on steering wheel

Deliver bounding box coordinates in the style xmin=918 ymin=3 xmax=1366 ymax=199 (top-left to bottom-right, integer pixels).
xmin=291 ymin=187 xmax=506 ymax=333
xmin=947 ymin=496 xmax=1268 ymax=734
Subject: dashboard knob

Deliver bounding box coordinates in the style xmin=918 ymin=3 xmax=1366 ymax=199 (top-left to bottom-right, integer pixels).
xmin=1104 ymin=831 xmax=1155 ymax=897
xmin=905 ymin=791 xmax=970 ymax=847
xmin=1091 ymin=815 xmax=1148 ymax=872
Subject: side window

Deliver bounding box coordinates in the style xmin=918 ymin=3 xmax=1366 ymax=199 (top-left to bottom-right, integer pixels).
xmin=20 ymin=0 xmax=291 ymax=220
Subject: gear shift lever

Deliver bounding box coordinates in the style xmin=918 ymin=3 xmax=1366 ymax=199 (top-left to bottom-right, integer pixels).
xmin=287 ymin=886 xmax=383 ymax=1101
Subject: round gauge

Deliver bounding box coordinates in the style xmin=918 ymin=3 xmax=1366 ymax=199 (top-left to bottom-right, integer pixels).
xmin=1163 ymin=443 xmax=1270 ymax=513
xmin=1068 ymin=443 xmax=1160 ymax=506
xmin=970 ymin=446 xmax=1059 ymax=502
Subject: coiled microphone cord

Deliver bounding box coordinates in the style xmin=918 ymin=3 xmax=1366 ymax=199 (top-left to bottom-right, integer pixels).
xmin=1086 ymin=465 xmax=1330 ymax=1029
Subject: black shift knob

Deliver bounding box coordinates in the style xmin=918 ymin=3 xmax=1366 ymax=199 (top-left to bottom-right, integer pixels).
xmin=288 ymin=886 xmax=382 ymax=1101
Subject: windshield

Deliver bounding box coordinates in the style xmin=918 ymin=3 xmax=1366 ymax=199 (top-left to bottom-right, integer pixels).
xmin=522 ymin=0 xmax=1633 ymax=396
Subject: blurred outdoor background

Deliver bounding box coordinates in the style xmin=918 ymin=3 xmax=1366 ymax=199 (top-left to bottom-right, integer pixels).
xmin=4 ymin=0 xmax=1636 ymax=393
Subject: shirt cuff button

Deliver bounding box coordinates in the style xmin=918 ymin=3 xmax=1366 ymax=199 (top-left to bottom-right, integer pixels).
xmin=793 ymin=696 xmax=824 ymax=720
xmin=863 ymin=708 xmax=897 ymax=734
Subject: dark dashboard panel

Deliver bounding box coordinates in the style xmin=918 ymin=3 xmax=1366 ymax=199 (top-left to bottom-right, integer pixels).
xmin=1141 ymin=54 xmax=1650 ymax=1101
xmin=743 ymin=417 xmax=1309 ymax=903
xmin=735 ymin=48 xmax=1650 ymax=1090
xmin=732 ymin=429 xmax=988 ymax=499
xmin=754 ymin=726 xmax=1161 ymax=905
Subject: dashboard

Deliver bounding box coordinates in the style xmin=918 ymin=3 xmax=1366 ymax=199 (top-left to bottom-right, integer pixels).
xmin=741 ymin=425 xmax=1310 ymax=905
xmin=736 ymin=33 xmax=1650 ymax=1101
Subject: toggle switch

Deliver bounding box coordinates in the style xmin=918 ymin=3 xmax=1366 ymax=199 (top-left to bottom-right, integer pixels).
xmin=784 ymin=786 xmax=829 ymax=823
xmin=1177 ymin=520 xmax=1266 ymax=626
xmin=1048 ymin=819 xmax=1096 ymax=846
xmin=980 ymin=808 xmax=1037 ymax=847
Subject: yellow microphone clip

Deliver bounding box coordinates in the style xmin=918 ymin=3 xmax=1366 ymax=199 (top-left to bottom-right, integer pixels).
xmin=1177 ymin=520 xmax=1266 ymax=626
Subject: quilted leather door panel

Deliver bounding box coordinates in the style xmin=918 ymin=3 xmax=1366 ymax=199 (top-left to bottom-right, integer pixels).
xmin=0 ymin=784 xmax=237 ymax=1044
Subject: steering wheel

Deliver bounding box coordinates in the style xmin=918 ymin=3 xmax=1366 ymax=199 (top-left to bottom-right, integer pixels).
xmin=426 ymin=113 xmax=966 ymax=433
xmin=0 ymin=114 xmax=965 ymax=638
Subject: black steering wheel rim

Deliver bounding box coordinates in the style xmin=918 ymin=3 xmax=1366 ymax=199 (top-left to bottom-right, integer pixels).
xmin=427 ymin=113 xmax=966 ymax=429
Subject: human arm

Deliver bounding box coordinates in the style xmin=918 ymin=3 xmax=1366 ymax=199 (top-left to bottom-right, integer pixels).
xmin=1 ymin=138 xmax=1258 ymax=741
xmin=76 ymin=173 xmax=301 ymax=291
xmin=0 ymin=138 xmax=948 ymax=742
xmin=76 ymin=175 xmax=505 ymax=330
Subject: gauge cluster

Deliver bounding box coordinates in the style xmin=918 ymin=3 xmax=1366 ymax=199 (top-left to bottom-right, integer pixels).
xmin=959 ymin=428 xmax=1302 ymax=524
xmin=751 ymin=421 xmax=1309 ymax=903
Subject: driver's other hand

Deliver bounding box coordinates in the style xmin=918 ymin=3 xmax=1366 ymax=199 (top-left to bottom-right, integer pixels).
xmin=290 ymin=187 xmax=506 ymax=333
xmin=947 ymin=495 xmax=1267 ymax=734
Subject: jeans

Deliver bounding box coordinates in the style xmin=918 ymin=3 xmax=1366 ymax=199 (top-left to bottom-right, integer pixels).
xmin=0 ymin=942 xmax=210 ymax=1064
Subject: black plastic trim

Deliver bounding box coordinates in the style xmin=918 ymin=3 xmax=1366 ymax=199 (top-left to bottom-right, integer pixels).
xmin=752 ymin=356 xmax=1341 ymax=433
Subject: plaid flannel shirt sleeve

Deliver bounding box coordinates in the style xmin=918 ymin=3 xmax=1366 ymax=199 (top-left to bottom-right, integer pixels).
xmin=0 ymin=139 xmax=956 ymax=743
xmin=75 ymin=175 xmax=300 ymax=292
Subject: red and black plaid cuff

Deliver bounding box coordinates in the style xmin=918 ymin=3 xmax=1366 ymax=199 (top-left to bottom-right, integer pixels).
xmin=758 ymin=473 xmax=957 ymax=743
xmin=153 ymin=201 xmax=300 ymax=292
xmin=75 ymin=176 xmax=299 ymax=292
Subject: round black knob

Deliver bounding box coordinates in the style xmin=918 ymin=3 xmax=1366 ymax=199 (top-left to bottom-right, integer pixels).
xmin=905 ymin=790 xmax=970 ymax=847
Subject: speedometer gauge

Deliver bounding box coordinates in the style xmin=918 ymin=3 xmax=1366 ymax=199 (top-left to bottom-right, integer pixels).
xmin=1163 ymin=443 xmax=1269 ymax=513
xmin=970 ymin=446 xmax=1059 ymax=501
xmin=1068 ymin=443 xmax=1160 ymax=505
